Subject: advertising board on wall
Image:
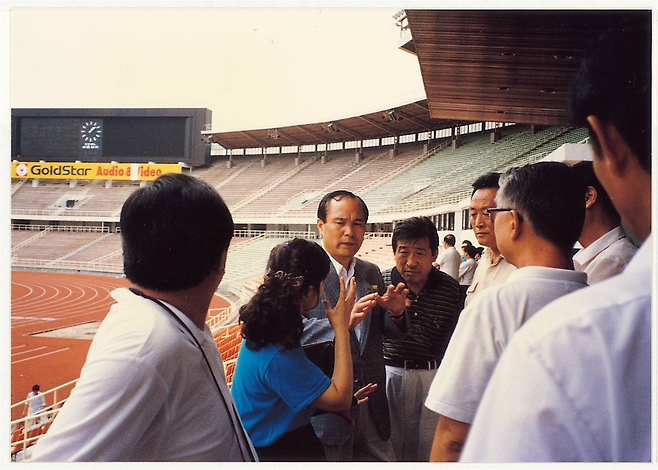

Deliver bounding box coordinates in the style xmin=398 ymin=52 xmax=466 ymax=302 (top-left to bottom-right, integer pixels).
xmin=11 ymin=161 xmax=182 ymax=181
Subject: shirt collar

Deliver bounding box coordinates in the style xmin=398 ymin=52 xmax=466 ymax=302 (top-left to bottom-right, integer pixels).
xmin=326 ymin=250 xmax=356 ymax=280
xmin=390 ymin=266 xmax=405 ymax=286
xmin=337 ymin=256 xmax=361 ymax=337
xmin=573 ymin=225 xmax=628 ymax=265
xmin=484 ymin=246 xmax=506 ymax=266
xmin=506 ymin=265 xmax=588 ymax=285
xmin=118 ymin=287 xmax=212 ymax=346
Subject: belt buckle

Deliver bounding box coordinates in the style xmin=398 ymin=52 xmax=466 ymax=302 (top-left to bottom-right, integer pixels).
xmin=402 ymin=359 xmax=436 ymax=369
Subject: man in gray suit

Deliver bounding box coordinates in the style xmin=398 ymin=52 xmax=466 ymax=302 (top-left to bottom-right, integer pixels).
xmin=301 ymin=190 xmax=409 ymax=461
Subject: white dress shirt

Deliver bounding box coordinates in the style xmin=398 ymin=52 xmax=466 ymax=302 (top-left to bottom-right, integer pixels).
xmin=327 ymin=252 xmax=363 ymax=339
xmin=573 ymin=225 xmax=637 ymax=284
xmin=437 ymin=246 xmax=461 ymax=280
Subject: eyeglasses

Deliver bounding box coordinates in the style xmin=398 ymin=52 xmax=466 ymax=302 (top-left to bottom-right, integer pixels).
xmin=487 ymin=207 xmax=523 ymax=222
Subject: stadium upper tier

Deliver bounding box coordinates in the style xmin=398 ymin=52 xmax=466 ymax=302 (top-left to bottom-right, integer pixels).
xmin=364 ymin=125 xmax=588 ymax=213
xmin=11 ymin=124 xmax=588 ymax=225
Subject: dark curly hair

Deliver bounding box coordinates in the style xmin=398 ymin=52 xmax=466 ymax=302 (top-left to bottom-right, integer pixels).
xmin=239 ymin=238 xmax=330 ymax=351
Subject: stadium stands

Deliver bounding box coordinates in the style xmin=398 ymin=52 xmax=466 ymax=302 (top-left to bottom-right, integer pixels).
xmin=356 ymin=234 xmax=395 ymax=270
xmin=367 ymin=126 xmax=581 ymax=214
xmin=10 ymin=125 xmax=587 ymax=224
xmin=213 ymin=323 xmax=245 ymax=386
xmin=11 ymin=229 xmax=123 ymax=273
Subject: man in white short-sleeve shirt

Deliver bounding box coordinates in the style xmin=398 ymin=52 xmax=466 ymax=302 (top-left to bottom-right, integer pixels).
xmin=426 ymin=161 xmax=588 ymax=462
xmin=462 ymin=20 xmax=651 ymax=462
xmin=435 ymin=234 xmax=461 ymax=281
xmin=32 ymin=174 xmax=256 ymax=462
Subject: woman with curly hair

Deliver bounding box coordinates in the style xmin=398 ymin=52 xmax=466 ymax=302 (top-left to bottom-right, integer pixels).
xmin=231 ymin=238 xmax=356 ymax=461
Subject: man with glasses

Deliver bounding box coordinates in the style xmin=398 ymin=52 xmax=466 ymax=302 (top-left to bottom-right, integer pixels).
xmin=464 ymin=173 xmax=516 ymax=307
xmin=425 ymin=162 xmax=588 ymax=462
xmin=462 ymin=20 xmax=651 ymax=462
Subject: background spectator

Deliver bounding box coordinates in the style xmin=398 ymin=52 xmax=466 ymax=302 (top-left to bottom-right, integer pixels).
xmin=458 ymin=245 xmax=478 ymax=308
xmin=23 ymin=384 xmax=46 ymax=427
xmin=435 ymin=234 xmax=461 ymax=280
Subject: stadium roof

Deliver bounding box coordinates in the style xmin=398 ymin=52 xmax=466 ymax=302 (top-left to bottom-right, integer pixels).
xmin=206 ymin=99 xmax=461 ymax=150
xmin=208 ymin=10 xmax=643 ymax=150
xmin=402 ymin=10 xmax=638 ymax=126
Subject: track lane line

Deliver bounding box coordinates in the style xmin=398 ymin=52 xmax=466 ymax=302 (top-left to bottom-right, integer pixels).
xmin=12 ymin=348 xmax=70 ymax=364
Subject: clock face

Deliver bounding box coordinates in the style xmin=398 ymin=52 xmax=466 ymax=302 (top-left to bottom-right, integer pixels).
xmin=81 ymin=120 xmax=102 ymax=150
xmin=81 ymin=120 xmax=102 ymax=142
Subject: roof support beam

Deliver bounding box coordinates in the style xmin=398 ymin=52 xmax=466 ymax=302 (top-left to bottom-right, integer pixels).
xmin=357 ymin=115 xmax=397 ymax=135
xmin=295 ymin=125 xmax=328 ymax=144
xmin=239 ymin=130 xmax=269 ymax=148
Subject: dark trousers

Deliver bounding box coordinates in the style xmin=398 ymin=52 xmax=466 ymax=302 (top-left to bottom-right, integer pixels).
xmin=459 ymin=284 xmax=470 ymax=311
xmin=255 ymin=423 xmax=326 ymax=462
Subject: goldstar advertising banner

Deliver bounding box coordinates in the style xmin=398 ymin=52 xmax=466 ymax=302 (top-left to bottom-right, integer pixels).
xmin=11 ymin=162 xmax=182 ymax=181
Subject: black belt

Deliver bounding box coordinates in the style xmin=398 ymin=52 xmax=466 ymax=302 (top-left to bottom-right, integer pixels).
xmin=385 ymin=359 xmax=439 ymax=370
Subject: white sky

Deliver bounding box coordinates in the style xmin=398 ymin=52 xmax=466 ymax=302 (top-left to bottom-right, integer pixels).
xmin=8 ymin=7 xmax=427 ymax=131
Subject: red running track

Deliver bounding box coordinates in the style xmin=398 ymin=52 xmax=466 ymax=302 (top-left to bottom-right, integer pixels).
xmin=10 ymin=270 xmax=230 ymax=422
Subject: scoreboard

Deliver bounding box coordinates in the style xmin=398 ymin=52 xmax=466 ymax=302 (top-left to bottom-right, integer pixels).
xmin=11 ymin=108 xmax=212 ymax=166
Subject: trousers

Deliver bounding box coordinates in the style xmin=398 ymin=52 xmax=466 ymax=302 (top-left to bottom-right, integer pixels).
xmin=385 ymin=365 xmax=439 ymax=461
xmin=322 ymin=402 xmax=396 ymax=462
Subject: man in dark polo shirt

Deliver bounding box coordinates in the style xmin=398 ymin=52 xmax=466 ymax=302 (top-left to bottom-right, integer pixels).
xmin=382 ymin=217 xmax=462 ymax=461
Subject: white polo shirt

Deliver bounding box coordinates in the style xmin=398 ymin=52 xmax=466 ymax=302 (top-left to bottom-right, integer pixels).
xmin=425 ymin=266 xmax=587 ymax=424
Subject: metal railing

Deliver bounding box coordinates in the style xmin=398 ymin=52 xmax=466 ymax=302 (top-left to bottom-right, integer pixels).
xmin=10 ymin=258 xmax=124 ymax=274
xmin=12 ymin=223 xmax=111 ymax=233
xmin=10 ymin=379 xmax=78 ymax=458
xmin=11 ymin=208 xmax=120 ymax=219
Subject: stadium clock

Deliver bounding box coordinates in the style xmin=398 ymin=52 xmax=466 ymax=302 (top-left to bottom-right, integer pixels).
xmin=80 ymin=120 xmax=102 ymax=148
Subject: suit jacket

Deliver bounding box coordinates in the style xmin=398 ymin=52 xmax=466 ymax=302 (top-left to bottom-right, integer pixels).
xmin=301 ymin=257 xmax=406 ymax=445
